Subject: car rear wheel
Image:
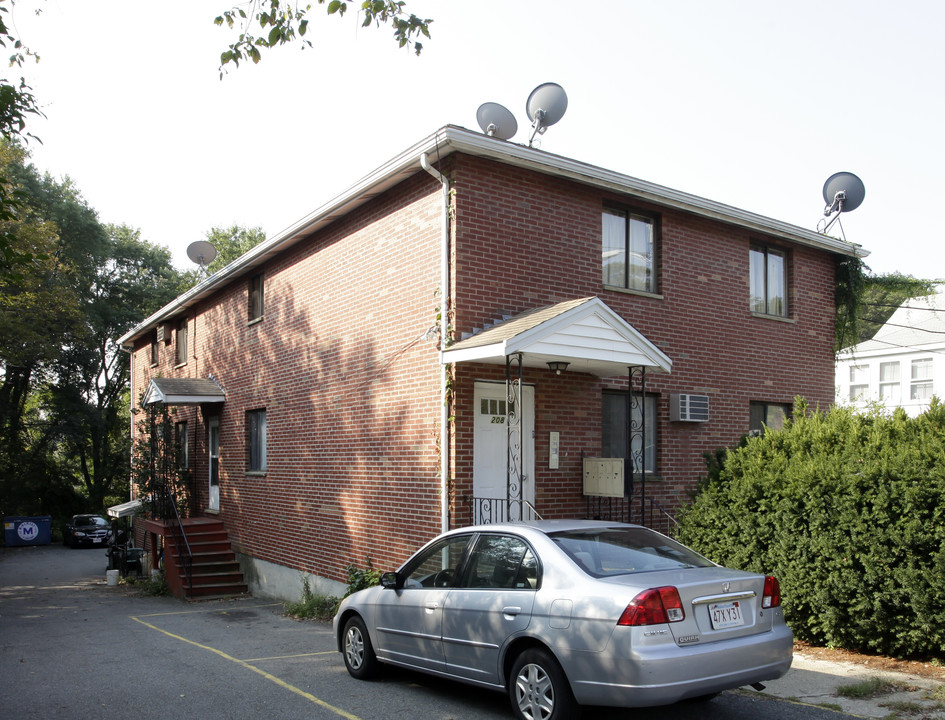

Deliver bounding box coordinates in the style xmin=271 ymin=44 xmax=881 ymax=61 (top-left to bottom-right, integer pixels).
xmin=509 ymin=648 xmax=578 ymax=720
xmin=342 ymin=615 xmax=379 ymax=680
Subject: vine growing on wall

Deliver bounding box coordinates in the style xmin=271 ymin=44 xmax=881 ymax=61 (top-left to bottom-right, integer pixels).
xmin=834 ymin=254 xmax=866 ymax=354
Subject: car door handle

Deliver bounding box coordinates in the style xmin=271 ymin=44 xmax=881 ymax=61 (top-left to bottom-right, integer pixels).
xmin=425 ymin=602 xmax=439 ymax=614
xmin=502 ymin=606 xmax=522 ymax=618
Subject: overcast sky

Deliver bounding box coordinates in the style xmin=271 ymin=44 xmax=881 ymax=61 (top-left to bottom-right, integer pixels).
xmin=11 ymin=1 xmax=944 ymax=279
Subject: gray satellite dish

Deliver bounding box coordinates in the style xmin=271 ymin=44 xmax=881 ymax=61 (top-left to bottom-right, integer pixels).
xmin=822 ymin=172 xmax=866 ymax=215
xmin=477 ymin=102 xmax=518 ymax=140
xmin=187 ymin=240 xmax=217 ymax=272
xmin=526 ymin=82 xmax=568 ymax=146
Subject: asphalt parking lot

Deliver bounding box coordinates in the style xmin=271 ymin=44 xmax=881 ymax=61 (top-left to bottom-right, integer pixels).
xmin=1 ymin=544 xmax=861 ymax=720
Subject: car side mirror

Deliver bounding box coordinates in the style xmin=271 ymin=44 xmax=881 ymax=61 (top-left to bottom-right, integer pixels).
xmin=380 ymin=572 xmax=402 ymax=590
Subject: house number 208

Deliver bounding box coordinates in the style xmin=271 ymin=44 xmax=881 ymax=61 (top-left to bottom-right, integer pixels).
xmin=491 ymin=416 xmax=505 ymax=424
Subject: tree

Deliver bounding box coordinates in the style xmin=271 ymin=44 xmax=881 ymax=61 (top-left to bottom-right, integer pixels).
xmin=215 ymin=0 xmax=432 ymax=74
xmin=853 ymin=273 xmax=938 ymax=346
xmin=0 ymin=145 xmax=185 ymax=516
xmin=179 ymin=224 xmax=266 ymax=288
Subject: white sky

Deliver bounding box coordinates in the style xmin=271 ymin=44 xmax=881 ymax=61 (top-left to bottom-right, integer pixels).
xmin=10 ymin=0 xmax=945 ymax=278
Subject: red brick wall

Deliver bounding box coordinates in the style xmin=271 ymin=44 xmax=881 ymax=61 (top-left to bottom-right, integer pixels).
xmin=448 ymin=154 xmax=837 ymax=518
xmin=132 ymin=173 xmax=446 ymax=581
xmin=129 ymin=151 xmax=839 ymax=584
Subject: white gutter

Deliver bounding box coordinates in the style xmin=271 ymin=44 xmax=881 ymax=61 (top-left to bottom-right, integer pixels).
xmin=420 ymin=152 xmax=451 ymax=534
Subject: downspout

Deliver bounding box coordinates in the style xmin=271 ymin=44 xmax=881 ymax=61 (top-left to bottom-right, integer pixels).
xmin=420 ymin=152 xmax=451 ymax=533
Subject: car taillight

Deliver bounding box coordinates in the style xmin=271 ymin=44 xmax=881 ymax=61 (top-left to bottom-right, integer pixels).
xmin=617 ymin=586 xmax=685 ymax=626
xmin=763 ymin=575 xmax=781 ymax=608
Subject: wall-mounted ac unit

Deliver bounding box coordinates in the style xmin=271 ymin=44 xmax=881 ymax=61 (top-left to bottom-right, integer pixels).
xmin=156 ymin=324 xmax=166 ymax=343
xmin=156 ymin=323 xmax=172 ymax=344
xmin=670 ymin=394 xmax=710 ymax=422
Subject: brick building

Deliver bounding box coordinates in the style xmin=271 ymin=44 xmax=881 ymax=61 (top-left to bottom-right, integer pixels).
xmin=118 ymin=126 xmax=866 ymax=600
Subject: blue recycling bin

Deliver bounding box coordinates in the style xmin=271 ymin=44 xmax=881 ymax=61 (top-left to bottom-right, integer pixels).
xmin=4 ymin=516 xmax=52 ymax=546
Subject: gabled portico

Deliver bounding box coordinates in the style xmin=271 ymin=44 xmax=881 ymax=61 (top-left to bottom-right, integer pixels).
xmin=443 ymin=296 xmax=672 ymax=525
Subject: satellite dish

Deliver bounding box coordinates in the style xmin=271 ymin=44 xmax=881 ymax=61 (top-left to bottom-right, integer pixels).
xmin=187 ymin=240 xmax=217 ymax=271
xmin=526 ymin=82 xmax=568 ymax=146
xmin=822 ymin=172 xmax=866 ymax=215
xmin=477 ymin=102 xmax=518 ymax=140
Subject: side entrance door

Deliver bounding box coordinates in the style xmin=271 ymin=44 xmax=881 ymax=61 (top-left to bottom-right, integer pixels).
xmin=208 ymin=417 xmax=220 ymax=511
xmin=473 ymin=381 xmax=535 ymax=522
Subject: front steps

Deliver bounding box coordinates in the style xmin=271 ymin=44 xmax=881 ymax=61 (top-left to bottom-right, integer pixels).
xmin=164 ymin=517 xmax=248 ymax=600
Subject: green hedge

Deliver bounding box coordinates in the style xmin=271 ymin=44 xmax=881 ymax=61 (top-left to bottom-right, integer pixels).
xmin=676 ymin=399 xmax=945 ymax=659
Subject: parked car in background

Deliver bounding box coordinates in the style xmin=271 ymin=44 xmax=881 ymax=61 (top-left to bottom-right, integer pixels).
xmin=63 ymin=514 xmax=109 ymax=548
xmin=334 ymin=520 xmax=793 ymax=720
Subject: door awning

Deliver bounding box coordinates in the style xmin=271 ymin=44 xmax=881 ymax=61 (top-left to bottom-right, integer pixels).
xmin=107 ymin=498 xmax=143 ymax=518
xmin=442 ymin=296 xmax=672 ymax=377
xmin=143 ymin=377 xmax=226 ymax=405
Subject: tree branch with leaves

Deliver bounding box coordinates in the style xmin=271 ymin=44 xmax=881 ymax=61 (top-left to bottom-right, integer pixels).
xmin=214 ymin=0 xmax=431 ymax=75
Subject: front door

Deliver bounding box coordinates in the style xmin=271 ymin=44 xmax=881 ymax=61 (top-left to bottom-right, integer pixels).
xmin=208 ymin=417 xmax=220 ymax=511
xmin=473 ymin=382 xmax=535 ymax=522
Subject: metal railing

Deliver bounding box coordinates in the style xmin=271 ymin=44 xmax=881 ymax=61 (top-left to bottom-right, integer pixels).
xmin=584 ymin=494 xmax=679 ymax=537
xmin=157 ymin=489 xmax=193 ymax=597
xmin=465 ymin=496 xmax=542 ymax=525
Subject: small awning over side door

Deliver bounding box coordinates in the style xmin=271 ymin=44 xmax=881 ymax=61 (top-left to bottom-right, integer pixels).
xmin=142 ymin=377 xmax=226 ymax=405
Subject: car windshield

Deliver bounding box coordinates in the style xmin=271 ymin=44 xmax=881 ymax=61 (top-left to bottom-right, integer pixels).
xmin=550 ymin=526 xmax=715 ymax=577
xmin=77 ymin=516 xmax=107 ymax=527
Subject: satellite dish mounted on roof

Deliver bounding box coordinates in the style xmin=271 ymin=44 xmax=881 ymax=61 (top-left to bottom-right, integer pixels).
xmin=526 ymin=82 xmax=568 ymax=147
xmin=818 ymin=171 xmax=865 ymax=239
xmin=477 ymin=102 xmax=518 ymax=140
xmin=187 ymin=240 xmax=217 ymax=276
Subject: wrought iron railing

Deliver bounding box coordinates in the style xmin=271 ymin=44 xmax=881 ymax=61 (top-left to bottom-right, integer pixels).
xmin=584 ymin=494 xmax=679 ymax=537
xmin=465 ymin=496 xmax=542 ymax=525
xmin=158 ymin=489 xmax=193 ymax=597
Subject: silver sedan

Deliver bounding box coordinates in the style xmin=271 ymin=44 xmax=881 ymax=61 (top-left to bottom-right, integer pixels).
xmin=333 ymin=520 xmax=793 ymax=719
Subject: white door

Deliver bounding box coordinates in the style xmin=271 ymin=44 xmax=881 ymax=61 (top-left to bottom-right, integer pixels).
xmin=473 ymin=382 xmax=535 ymax=521
xmin=208 ymin=417 xmax=220 ymax=511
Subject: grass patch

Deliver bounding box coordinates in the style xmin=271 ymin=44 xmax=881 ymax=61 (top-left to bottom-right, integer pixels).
xmin=836 ymin=677 xmax=914 ymax=699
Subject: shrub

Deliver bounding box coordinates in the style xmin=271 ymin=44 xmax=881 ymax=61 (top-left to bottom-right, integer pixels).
xmin=677 ymin=398 xmax=945 ymax=659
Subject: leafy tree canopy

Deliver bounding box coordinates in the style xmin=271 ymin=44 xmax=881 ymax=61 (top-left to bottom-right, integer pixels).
xmin=215 ymin=0 xmax=432 ymax=75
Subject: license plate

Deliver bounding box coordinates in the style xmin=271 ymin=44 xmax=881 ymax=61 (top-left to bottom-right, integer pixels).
xmin=92 ymin=538 xmax=103 ymax=544
xmin=709 ymin=600 xmax=744 ymax=629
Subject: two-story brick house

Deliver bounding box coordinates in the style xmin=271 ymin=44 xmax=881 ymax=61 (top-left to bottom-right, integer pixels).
xmin=118 ymin=125 xmax=866 ymax=600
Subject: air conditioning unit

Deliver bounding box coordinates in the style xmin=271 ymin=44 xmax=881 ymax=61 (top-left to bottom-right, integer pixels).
xmin=155 ymin=324 xmax=166 ymax=343
xmin=670 ymin=394 xmax=710 ymax=422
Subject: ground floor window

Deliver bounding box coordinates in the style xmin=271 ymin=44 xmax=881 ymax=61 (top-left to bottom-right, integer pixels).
xmin=247 ymin=409 xmax=267 ymax=472
xmin=601 ymin=392 xmax=657 ymax=476
xmin=749 ymin=402 xmax=791 ymax=434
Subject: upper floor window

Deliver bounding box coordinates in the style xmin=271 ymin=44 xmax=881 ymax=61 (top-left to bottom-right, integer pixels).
xmin=175 ymin=317 xmax=188 ymax=365
xmin=750 ymin=245 xmax=788 ymax=317
xmin=249 ymin=273 xmax=264 ymax=322
xmin=849 ymin=365 xmax=869 ymax=401
xmin=879 ymin=361 xmax=901 ymax=403
xmin=911 ymin=358 xmax=933 ymax=400
xmin=247 ymin=409 xmax=267 ymax=472
xmin=750 ymin=402 xmax=791 ymax=434
xmin=150 ymin=333 xmax=159 ymax=366
xmin=602 ymin=207 xmax=657 ymax=294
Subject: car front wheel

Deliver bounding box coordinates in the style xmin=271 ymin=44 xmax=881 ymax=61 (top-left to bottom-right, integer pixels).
xmin=509 ymin=648 xmax=578 ymax=720
xmin=342 ymin=615 xmax=380 ymax=680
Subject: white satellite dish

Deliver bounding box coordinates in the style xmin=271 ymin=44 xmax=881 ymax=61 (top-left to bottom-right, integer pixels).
xmin=526 ymin=82 xmax=568 ymax=146
xmin=477 ymin=102 xmax=518 ymax=140
xmin=187 ymin=240 xmax=217 ymax=272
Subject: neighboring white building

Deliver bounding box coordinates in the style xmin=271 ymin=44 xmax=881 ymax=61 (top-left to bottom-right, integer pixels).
xmin=836 ymin=288 xmax=945 ymax=416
